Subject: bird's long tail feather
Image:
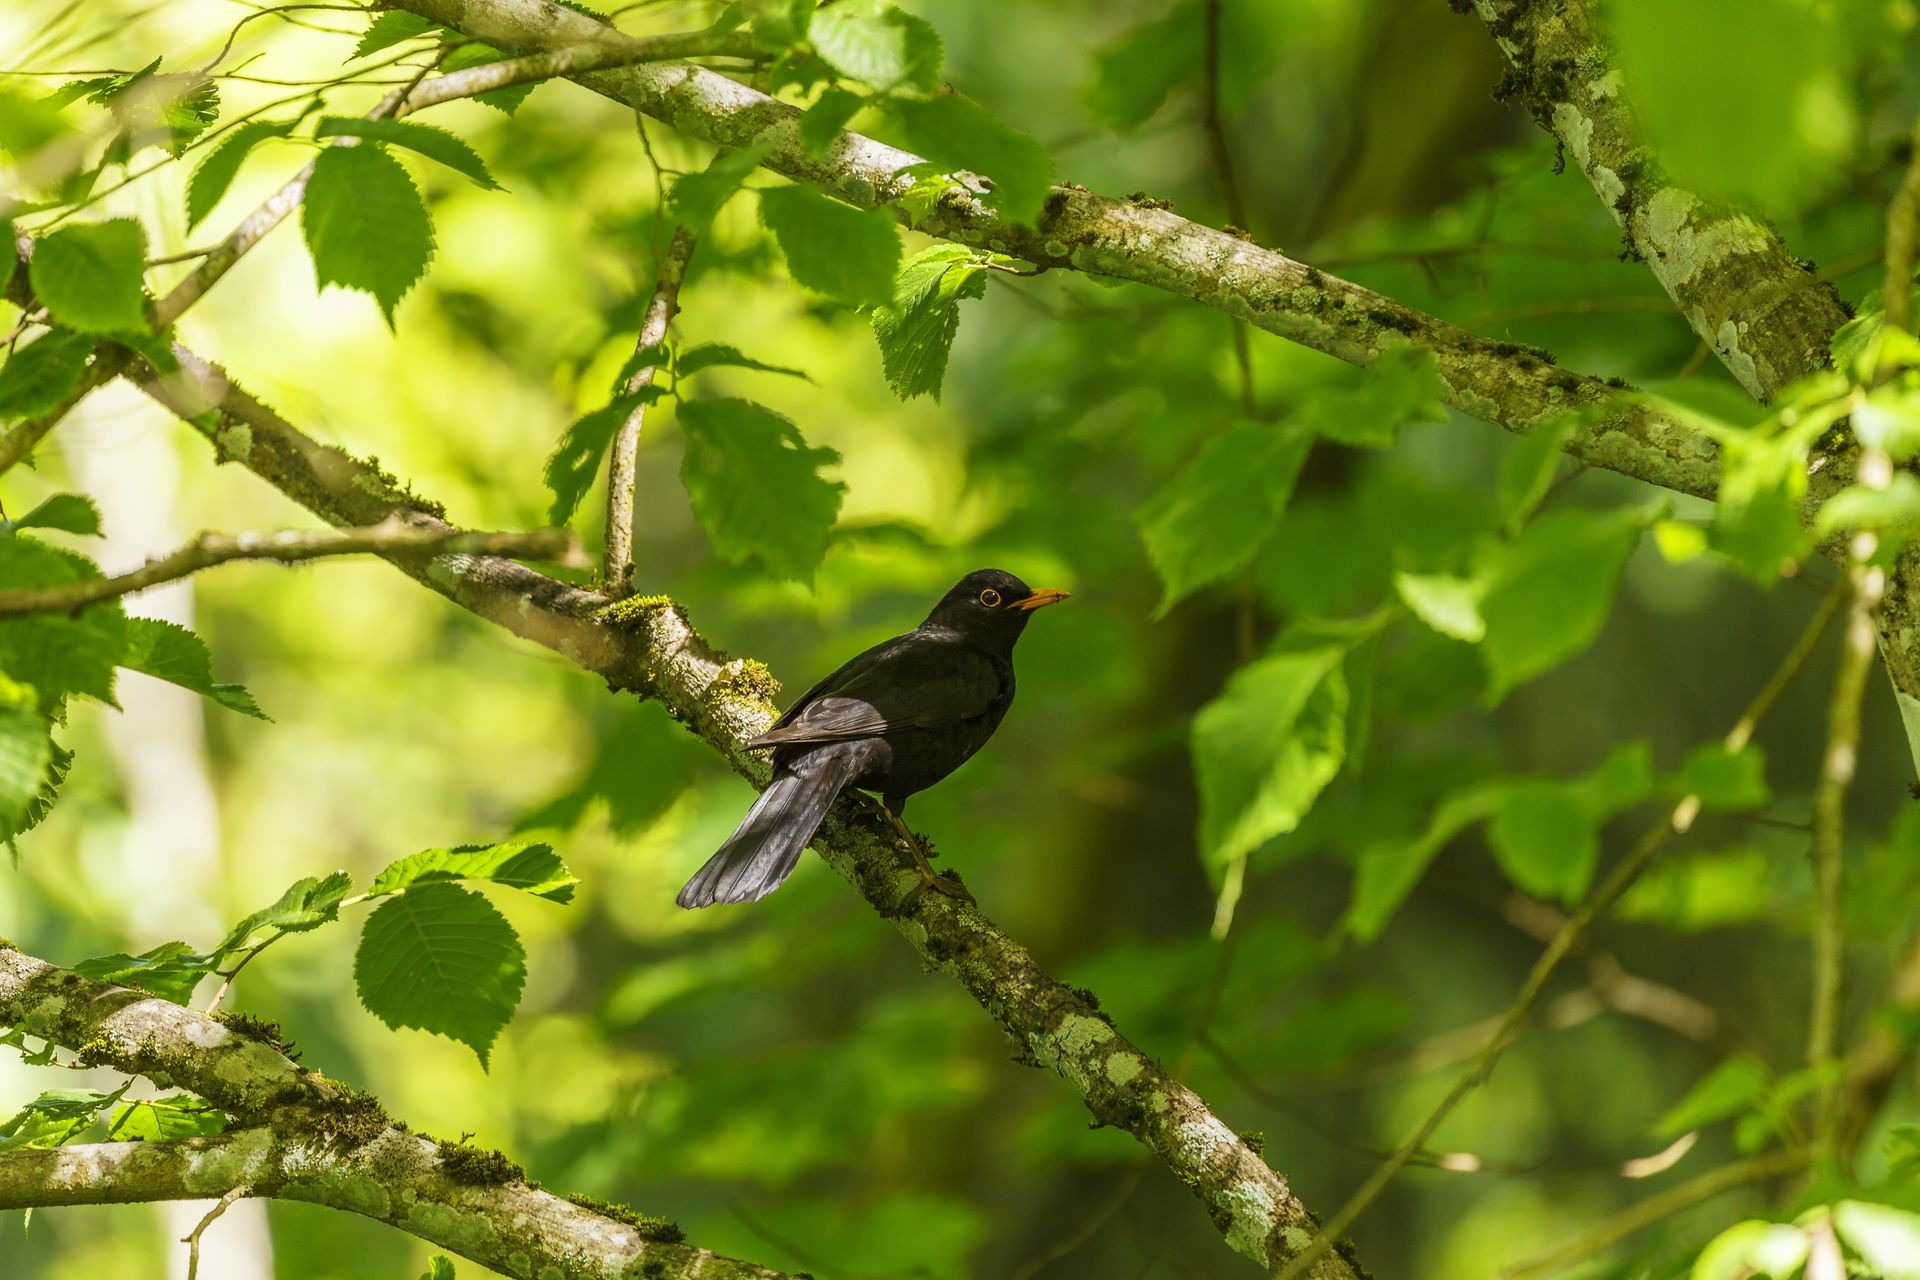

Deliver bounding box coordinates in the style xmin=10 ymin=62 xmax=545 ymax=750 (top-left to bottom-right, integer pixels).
xmin=676 ymin=749 xmax=860 ymax=908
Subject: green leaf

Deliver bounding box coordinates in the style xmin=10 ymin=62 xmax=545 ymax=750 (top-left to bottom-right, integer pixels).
xmin=354 ymin=882 xmax=527 ymax=1066
xmin=1618 ymin=847 xmax=1774 ymax=929
xmin=0 ymin=1087 xmax=127 ymax=1152
xmin=1137 ymin=422 xmax=1310 ymax=615
xmin=302 ymin=144 xmax=434 ymax=326
xmin=352 ymin=11 xmax=440 ymax=60
xmin=1852 ymin=382 xmax=1920 ymax=460
xmin=4 ymin=739 xmax=72 ymax=844
xmin=1346 ymin=784 xmax=1509 ymax=942
xmin=1712 ymin=431 xmax=1808 ymax=582
xmin=73 ymin=942 xmax=214 ymax=1005
xmin=1394 ymin=570 xmax=1486 ymax=643
xmin=1671 ymin=743 xmax=1771 ymax=811
xmin=1815 ymin=473 xmax=1920 ymax=538
xmin=0 ymin=535 xmax=127 ymax=708
xmin=677 ymin=398 xmax=846 ymax=581
xmin=436 ymin=43 xmax=537 ymax=114
xmin=870 ymin=244 xmax=988 ymax=401
xmin=0 ymin=87 xmax=71 ymax=157
xmin=28 ymin=220 xmax=149 ymax=335
xmin=809 ymin=0 xmax=942 ymax=95
xmin=1193 ymin=642 xmax=1349 ymax=881
xmin=669 ymin=138 xmax=774 ymax=229
xmin=162 ymin=77 xmax=220 ymax=157
xmin=0 ymin=329 xmax=94 ymax=421
xmin=1498 ymin=418 xmax=1577 ymax=533
xmin=368 ymin=840 xmax=578 ymax=903
xmin=314 ymin=118 xmax=500 ymax=190
xmin=799 ymin=86 xmax=863 ymax=156
xmin=889 ymin=96 xmax=1054 ymax=226
xmin=1081 ymin=1 xmax=1202 ymax=130
xmin=542 ymin=389 xmax=662 ymax=524
xmin=107 ymin=1095 xmax=228 ymax=1141
xmin=186 ymin=119 xmax=298 ymax=230
xmin=1297 ymin=347 xmax=1448 ymax=449
xmin=9 ymin=492 xmax=101 ymax=537
xmin=0 ymin=677 xmax=52 ymax=833
xmin=216 ymin=871 xmax=355 ymax=955
xmin=1656 ymin=1054 xmax=1771 ymax=1137
xmin=758 ymin=185 xmax=900 ymax=306
xmin=1834 ymin=1201 xmax=1920 ymax=1279
xmin=420 ymin=1258 xmax=458 ymax=1280
xmin=118 ymin=617 xmax=267 ymax=719
xmin=1692 ymin=1221 xmax=1808 ymax=1280
xmin=1477 ymin=506 xmax=1643 ymax=701
xmin=677 ymin=344 xmax=809 ymax=380
xmin=1486 ymin=744 xmax=1652 ymax=903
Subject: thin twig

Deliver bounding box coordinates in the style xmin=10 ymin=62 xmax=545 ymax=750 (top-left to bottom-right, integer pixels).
xmin=0 ymin=519 xmax=577 ymax=618
xmin=605 ymin=226 xmax=695 ymax=598
xmin=183 ymin=1184 xmax=248 ymax=1280
xmin=1495 ymin=1148 xmax=1806 ymax=1280
xmin=1278 ymin=579 xmax=1847 ymax=1280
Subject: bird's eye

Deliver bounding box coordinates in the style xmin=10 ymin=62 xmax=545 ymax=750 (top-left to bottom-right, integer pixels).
xmin=978 ymin=588 xmax=1002 ymax=608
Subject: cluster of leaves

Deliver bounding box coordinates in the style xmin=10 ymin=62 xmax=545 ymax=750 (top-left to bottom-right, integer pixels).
xmin=75 ymin=839 xmax=577 ymax=1065
xmin=0 ymin=1081 xmax=224 ymax=1154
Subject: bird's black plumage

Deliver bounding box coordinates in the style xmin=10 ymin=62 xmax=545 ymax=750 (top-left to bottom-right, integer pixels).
xmin=676 ymin=569 xmax=1069 ymax=908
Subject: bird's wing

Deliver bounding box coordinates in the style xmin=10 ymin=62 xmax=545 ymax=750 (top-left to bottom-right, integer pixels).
xmin=749 ymin=634 xmax=1002 ymax=747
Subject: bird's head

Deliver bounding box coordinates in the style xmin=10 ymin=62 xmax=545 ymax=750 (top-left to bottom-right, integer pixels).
xmin=924 ymin=568 xmax=1070 ymax=645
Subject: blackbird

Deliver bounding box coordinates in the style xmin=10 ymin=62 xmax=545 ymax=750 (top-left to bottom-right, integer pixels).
xmin=676 ymin=569 xmax=1069 ymax=908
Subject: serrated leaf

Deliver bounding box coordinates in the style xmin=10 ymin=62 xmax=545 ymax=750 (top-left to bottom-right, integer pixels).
xmin=1137 ymin=422 xmax=1309 ymax=615
xmin=799 ymin=86 xmax=863 ymax=156
xmin=3 ymin=737 xmax=69 ymax=845
xmin=542 ymin=389 xmax=661 ymax=524
xmin=302 ymin=144 xmax=434 ymax=326
xmin=1671 ymin=743 xmax=1771 ymax=811
xmin=118 ymin=617 xmax=268 ymax=720
xmin=0 ymin=1087 xmax=128 ymax=1152
xmin=162 ymin=77 xmax=219 ymax=157
xmin=368 ymin=840 xmax=577 ymax=903
xmin=1393 ymin=570 xmax=1485 ymax=642
xmin=668 ymin=138 xmax=773 ymax=229
xmin=0 ymin=678 xmax=51 ymax=833
xmin=72 ymin=942 xmax=214 ymax=1005
xmin=107 ymin=1095 xmax=228 ymax=1141
xmin=678 ymin=398 xmax=845 ymax=580
xmin=870 ymin=244 xmax=987 ymax=401
xmin=758 ymin=185 xmax=900 ymax=306
xmin=186 ymin=119 xmax=297 ymax=230
xmin=1478 ymin=506 xmax=1643 ymax=701
xmin=216 ymin=871 xmax=354 ymax=956
xmin=9 ymin=493 xmax=101 ymax=536
xmin=1193 ymin=641 xmax=1348 ymax=880
xmin=420 ymin=1258 xmax=457 ymax=1280
xmin=437 ymin=43 xmax=536 ymax=114
xmin=354 ymin=882 xmax=526 ymax=1066
xmin=677 ymin=343 xmax=808 ymax=380
xmin=809 ymin=0 xmax=942 ymax=95
xmin=28 ymin=219 xmax=149 ymax=335
xmin=353 ymin=10 xmax=439 ymax=60
xmin=0 ymin=329 xmax=94 ymax=421
xmin=890 ymin=96 xmax=1054 ymax=226
xmin=314 ymin=118 xmax=499 ymax=190
xmin=0 ymin=535 xmax=127 ymax=709
xmin=1298 ymin=347 xmax=1448 ymax=449
xmin=1656 ymin=1055 xmax=1771 ymax=1137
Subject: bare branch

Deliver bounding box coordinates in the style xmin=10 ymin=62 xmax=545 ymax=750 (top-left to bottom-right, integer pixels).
xmin=605 ymin=226 xmax=696 ymax=598
xmin=134 ymin=344 xmax=1366 ymax=1279
xmin=0 ymin=946 xmax=791 ymax=1279
xmin=0 ymin=519 xmax=578 ymax=618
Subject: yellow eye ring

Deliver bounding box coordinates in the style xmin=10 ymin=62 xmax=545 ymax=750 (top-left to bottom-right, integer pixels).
xmin=979 ymin=588 xmax=1002 ymax=608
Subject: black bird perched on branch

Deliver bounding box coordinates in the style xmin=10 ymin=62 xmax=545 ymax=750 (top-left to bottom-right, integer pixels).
xmin=677 ymin=569 xmax=1070 ymax=908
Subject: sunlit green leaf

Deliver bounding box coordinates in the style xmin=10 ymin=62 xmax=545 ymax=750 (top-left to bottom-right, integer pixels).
xmin=1138 ymin=422 xmax=1310 ymax=615
xmin=0 ymin=329 xmax=94 ymax=421
xmin=678 ymin=398 xmax=845 ymax=580
xmin=809 ymin=0 xmax=942 ymax=96
xmin=29 ymin=220 xmax=149 ymax=335
xmin=369 ymin=841 xmax=578 ymax=903
xmin=890 ymin=96 xmax=1054 ymax=225
xmin=870 ymin=244 xmax=987 ymax=401
xmin=315 ymin=118 xmax=500 ymax=190
xmin=355 ymin=882 xmax=526 ymax=1066
xmin=758 ymin=184 xmax=900 ymax=306
xmin=302 ymin=144 xmax=434 ymax=326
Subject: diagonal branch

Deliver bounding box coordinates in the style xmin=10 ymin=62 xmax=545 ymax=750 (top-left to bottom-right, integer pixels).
xmin=0 ymin=945 xmax=790 ymax=1279
xmin=134 ymin=345 xmax=1367 ymax=1279
xmin=605 ymin=226 xmax=696 ymax=598
xmin=1462 ymin=0 xmax=1850 ymax=402
xmin=0 ymin=518 xmax=577 ymax=618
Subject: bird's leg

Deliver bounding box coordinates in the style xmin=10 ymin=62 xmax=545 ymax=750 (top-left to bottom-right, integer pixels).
xmin=865 ymin=794 xmax=970 ymax=904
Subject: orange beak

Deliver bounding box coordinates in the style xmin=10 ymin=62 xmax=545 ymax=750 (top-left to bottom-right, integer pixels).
xmin=1011 ymin=587 xmax=1071 ymax=611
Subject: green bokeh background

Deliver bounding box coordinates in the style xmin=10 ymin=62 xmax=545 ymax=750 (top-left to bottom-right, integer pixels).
xmin=4 ymin=1 xmax=1920 ymax=1276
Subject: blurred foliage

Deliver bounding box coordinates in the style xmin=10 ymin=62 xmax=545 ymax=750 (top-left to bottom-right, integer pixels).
xmin=3 ymin=0 xmax=1920 ymax=1277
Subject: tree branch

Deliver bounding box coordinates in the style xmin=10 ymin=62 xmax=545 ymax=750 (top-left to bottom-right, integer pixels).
xmin=0 ymin=519 xmax=578 ymax=618
xmin=605 ymin=226 xmax=695 ymax=599
xmin=392 ymin=0 xmax=1727 ymax=509
xmin=1463 ymin=0 xmax=1850 ymax=402
xmin=133 ymin=345 xmax=1366 ymax=1279
xmin=0 ymin=945 xmax=791 ymax=1279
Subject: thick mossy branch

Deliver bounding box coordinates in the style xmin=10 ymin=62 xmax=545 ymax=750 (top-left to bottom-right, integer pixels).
xmin=0 ymin=944 xmax=785 ymax=1279
xmin=136 ymin=349 xmax=1364 ymax=1278
xmin=1464 ymin=0 xmax=1849 ymax=402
